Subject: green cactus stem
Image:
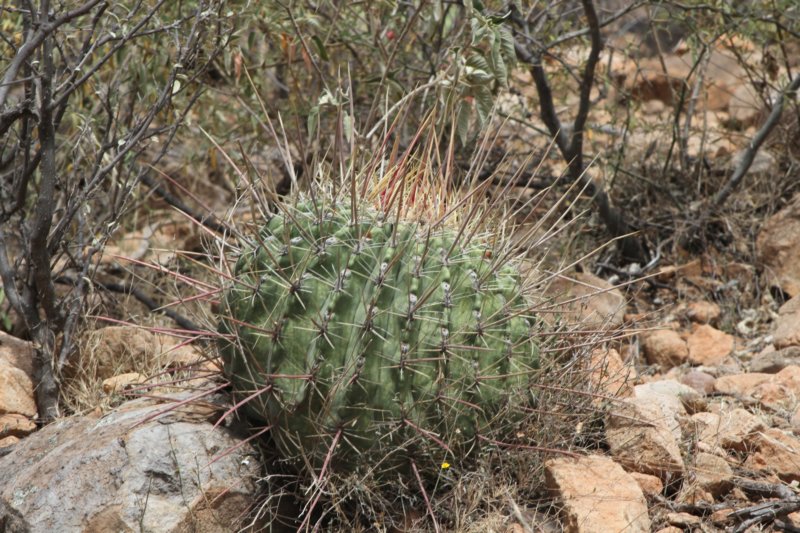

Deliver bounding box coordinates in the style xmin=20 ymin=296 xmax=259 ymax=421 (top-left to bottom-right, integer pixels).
xmin=219 ymin=199 xmax=540 ymax=475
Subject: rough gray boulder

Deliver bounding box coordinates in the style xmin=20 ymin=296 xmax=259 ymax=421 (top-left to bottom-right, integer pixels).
xmin=0 ymin=393 xmax=260 ymax=533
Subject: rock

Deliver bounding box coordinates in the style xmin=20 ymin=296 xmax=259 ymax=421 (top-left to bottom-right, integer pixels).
xmin=656 ymin=260 xmax=702 ymax=282
xmin=715 ymin=366 xmax=800 ymax=409
xmin=589 ymin=348 xmax=635 ymax=398
xmin=728 ymin=83 xmax=764 ymax=128
xmin=0 ymin=436 xmax=20 ymax=448
xmin=655 ymin=528 xmax=682 ymax=533
xmin=0 ymin=331 xmax=34 ymax=381
xmin=714 ymin=372 xmax=772 ymax=395
xmin=0 ymin=497 xmax=29 ymax=533
xmin=690 ymin=452 xmax=733 ymax=497
xmin=0 ymin=394 xmax=260 ymax=533
xmin=0 ymin=414 xmax=36 ymax=439
xmin=686 ymin=324 xmax=734 ymax=366
xmin=0 ymin=362 xmax=36 ymax=418
xmin=774 ymin=296 xmax=800 ymax=349
xmin=633 ymin=380 xmax=697 ymax=442
xmin=88 ymin=326 xmax=204 ymax=380
xmin=680 ymin=370 xmax=716 ymax=395
xmin=753 ymin=365 xmax=800 ymax=408
xmin=744 ymin=428 xmax=800 ymax=482
xmin=545 ymin=454 xmax=651 ymax=533
xmin=691 ymin=409 xmax=764 ymax=451
xmin=630 ymin=472 xmax=663 ymax=496
xmin=543 ymin=272 xmax=626 ymax=329
xmin=686 ymin=301 xmax=721 ymax=325
xmin=605 ymin=398 xmax=684 ymax=481
xmin=666 ymin=512 xmax=703 ymax=527
xmin=749 ymin=346 xmax=800 ymax=373
xmin=758 ymin=193 xmax=800 ymax=298
xmin=641 ymin=330 xmax=688 ymax=368
xmin=101 ymin=372 xmax=146 ymax=395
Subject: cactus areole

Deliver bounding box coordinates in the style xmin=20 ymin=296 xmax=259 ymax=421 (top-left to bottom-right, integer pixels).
xmin=219 ymin=199 xmax=541 ymax=474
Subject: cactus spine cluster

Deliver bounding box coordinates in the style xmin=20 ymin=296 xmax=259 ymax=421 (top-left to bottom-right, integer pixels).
xmin=219 ymin=198 xmax=541 ymax=475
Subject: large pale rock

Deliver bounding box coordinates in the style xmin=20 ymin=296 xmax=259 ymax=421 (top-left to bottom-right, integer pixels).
xmin=0 ymin=362 xmax=36 ymax=417
xmin=745 ymin=428 xmax=800 ymax=482
xmin=0 ymin=331 xmax=34 ymax=381
xmin=774 ymin=296 xmax=800 ymax=349
xmin=606 ymin=398 xmax=684 ymax=481
xmin=0 ymin=497 xmax=29 ymax=533
xmin=687 ymin=324 xmax=734 ymax=366
xmin=758 ymin=194 xmax=800 ymax=298
xmin=633 ymin=380 xmax=697 ymax=442
xmin=545 ymin=454 xmax=651 ymax=533
xmin=0 ymin=394 xmax=259 ymax=533
xmin=690 ymin=409 xmax=764 ymax=451
xmin=543 ymin=272 xmax=626 ymax=329
xmin=641 ymin=330 xmax=688 ymax=368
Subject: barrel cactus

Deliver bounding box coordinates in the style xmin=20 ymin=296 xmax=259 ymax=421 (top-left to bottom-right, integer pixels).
xmin=218 ymin=198 xmax=541 ymax=476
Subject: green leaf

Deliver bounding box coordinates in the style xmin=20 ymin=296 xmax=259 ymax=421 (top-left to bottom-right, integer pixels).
xmin=311 ymin=35 xmax=329 ymax=61
xmin=307 ymin=105 xmax=320 ymax=139
xmin=499 ymin=26 xmax=517 ymax=68
xmin=456 ymin=101 xmax=471 ymax=147
xmin=466 ymin=51 xmax=491 ymax=73
xmin=343 ymin=113 xmax=354 ymax=144
xmin=474 ymin=85 xmax=493 ymax=125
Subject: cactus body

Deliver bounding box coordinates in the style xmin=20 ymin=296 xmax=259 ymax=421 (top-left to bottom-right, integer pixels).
xmin=219 ymin=200 xmax=540 ymax=474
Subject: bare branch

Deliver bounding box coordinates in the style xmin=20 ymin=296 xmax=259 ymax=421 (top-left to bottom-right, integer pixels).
xmin=712 ymin=73 xmax=800 ymax=209
xmin=0 ymin=0 xmax=103 ymax=108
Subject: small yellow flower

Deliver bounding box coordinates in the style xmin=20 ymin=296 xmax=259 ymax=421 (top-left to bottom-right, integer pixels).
xmin=441 ymin=462 xmax=450 ymax=470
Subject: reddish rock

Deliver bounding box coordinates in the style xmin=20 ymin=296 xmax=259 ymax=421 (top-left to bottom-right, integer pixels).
xmin=686 ymin=301 xmax=721 ymax=325
xmin=0 ymin=362 xmax=36 ymax=417
xmin=0 ymin=414 xmax=36 ymax=439
xmin=641 ymin=330 xmax=688 ymax=368
xmin=88 ymin=326 xmax=204 ymax=380
xmin=758 ymin=193 xmax=800 ymax=298
xmin=102 ymin=373 xmax=146 ymax=395
xmin=589 ymin=348 xmax=635 ymax=399
xmin=630 ymin=472 xmax=663 ymax=496
xmin=0 ymin=331 xmax=34 ymax=381
xmin=545 ymin=454 xmax=651 ymax=533
xmin=714 ymin=372 xmax=771 ymax=396
xmin=690 ymin=452 xmax=733 ymax=497
xmin=0 ymin=435 xmax=19 ymax=448
xmin=606 ymin=398 xmax=684 ymax=481
xmin=745 ymin=428 xmax=800 ymax=482
xmin=687 ymin=324 xmax=734 ymax=366
xmin=774 ymin=296 xmax=800 ymax=349
xmin=715 ymin=366 xmax=800 ymax=409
